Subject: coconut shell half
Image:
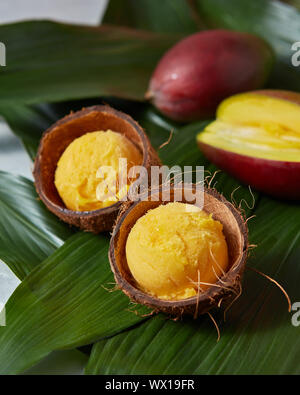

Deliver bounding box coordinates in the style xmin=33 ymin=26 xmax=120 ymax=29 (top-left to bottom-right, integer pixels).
xmin=33 ymin=105 xmax=161 ymax=233
xmin=109 ymin=184 xmax=248 ymax=317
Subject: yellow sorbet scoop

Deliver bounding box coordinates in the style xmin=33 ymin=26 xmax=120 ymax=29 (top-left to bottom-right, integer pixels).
xmin=55 ymin=130 xmax=142 ymax=211
xmin=126 ymin=202 xmax=229 ymax=301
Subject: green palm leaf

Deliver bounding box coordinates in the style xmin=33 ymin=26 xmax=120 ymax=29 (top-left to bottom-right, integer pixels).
xmin=0 ymin=21 xmax=177 ymax=105
xmin=0 ymin=171 xmax=73 ymax=279
xmin=0 ymin=232 xmax=148 ymax=374
xmin=86 ymin=197 xmax=300 ymax=374
xmin=103 ymin=0 xmax=204 ymax=33
xmin=0 ymin=103 xmax=58 ymax=161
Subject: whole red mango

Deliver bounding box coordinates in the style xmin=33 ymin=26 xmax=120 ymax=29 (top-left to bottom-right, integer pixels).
xmin=147 ymin=30 xmax=274 ymax=122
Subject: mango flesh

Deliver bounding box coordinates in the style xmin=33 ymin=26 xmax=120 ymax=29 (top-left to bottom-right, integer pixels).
xmin=55 ymin=130 xmax=142 ymax=211
xmin=148 ymin=30 xmax=273 ymax=122
xmin=125 ymin=202 xmax=229 ymax=301
xmin=199 ymin=93 xmax=300 ymax=162
xmin=197 ymin=90 xmax=300 ymax=199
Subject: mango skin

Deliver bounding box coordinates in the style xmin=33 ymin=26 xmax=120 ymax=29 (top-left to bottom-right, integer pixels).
xmin=147 ymin=30 xmax=274 ymax=122
xmin=199 ymin=142 xmax=300 ymax=200
xmin=198 ymin=90 xmax=300 ymax=200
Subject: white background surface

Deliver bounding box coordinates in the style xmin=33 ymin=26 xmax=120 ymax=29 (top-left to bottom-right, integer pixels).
xmin=0 ymin=0 xmax=108 ymax=374
xmin=0 ymin=0 xmax=108 ymax=26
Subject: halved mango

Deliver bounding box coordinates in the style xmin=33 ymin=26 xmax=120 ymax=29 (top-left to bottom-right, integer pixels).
xmin=197 ymin=91 xmax=300 ymax=199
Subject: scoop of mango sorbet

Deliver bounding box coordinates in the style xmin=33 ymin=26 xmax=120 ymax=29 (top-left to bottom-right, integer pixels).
xmin=126 ymin=202 xmax=229 ymax=301
xmin=55 ymin=130 xmax=142 ymax=211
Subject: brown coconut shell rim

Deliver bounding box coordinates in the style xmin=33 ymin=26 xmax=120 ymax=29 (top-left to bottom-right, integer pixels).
xmin=33 ymin=105 xmax=161 ymax=232
xmin=109 ymin=184 xmax=248 ymax=316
